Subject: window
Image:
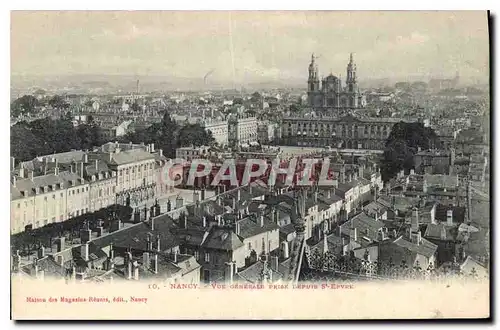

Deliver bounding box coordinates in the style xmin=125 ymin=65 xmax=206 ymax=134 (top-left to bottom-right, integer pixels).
xmin=204 ymin=253 xmax=210 ymax=263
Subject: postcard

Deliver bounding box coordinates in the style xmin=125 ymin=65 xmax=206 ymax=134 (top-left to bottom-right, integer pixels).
xmin=10 ymin=10 xmax=490 ymax=320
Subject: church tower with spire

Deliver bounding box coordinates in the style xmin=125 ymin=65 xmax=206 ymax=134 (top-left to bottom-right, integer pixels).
xmin=346 ymin=53 xmax=359 ymax=108
xmin=307 ymin=53 xmax=321 ymax=108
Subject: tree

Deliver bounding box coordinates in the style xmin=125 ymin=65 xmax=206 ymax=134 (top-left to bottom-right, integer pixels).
xmin=48 ymin=95 xmax=70 ymax=110
xmin=11 ymin=95 xmax=39 ymax=117
xmin=380 ymin=122 xmax=440 ymax=182
xmin=131 ymin=101 xmax=141 ymax=112
xmin=177 ymin=123 xmax=215 ymax=148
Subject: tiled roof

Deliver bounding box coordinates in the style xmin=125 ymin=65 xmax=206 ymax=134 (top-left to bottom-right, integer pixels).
xmin=202 ymin=228 xmax=244 ymax=251
xmin=237 ymin=214 xmax=279 ymax=239
xmin=423 ymin=223 xmax=457 ymax=241
xmin=92 ymin=214 xmax=180 ymax=252
xmin=392 ymin=236 xmax=438 ymax=259
xmin=340 ymin=212 xmax=384 ymax=242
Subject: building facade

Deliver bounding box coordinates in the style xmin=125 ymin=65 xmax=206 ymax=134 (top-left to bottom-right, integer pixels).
xmin=203 ymin=120 xmax=229 ymax=147
xmin=280 ymin=114 xmax=405 ymax=150
xmin=307 ymin=53 xmax=367 ymax=110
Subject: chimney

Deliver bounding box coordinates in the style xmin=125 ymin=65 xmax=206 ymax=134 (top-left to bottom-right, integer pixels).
xmin=152 ymin=254 xmax=158 ymax=274
xmin=260 ymin=213 xmax=264 ymax=227
xmin=411 ymin=208 xmax=419 ymax=232
xmin=133 ymin=261 xmax=139 ymax=280
xmin=411 ymin=231 xmax=422 ymax=246
xmin=235 ymin=221 xmax=241 ymax=235
xmin=81 ymin=242 xmax=89 ymax=261
xmin=109 ymin=152 xmax=113 ymax=162
xmin=80 ymin=162 xmax=84 ymax=177
xmin=19 ymin=168 xmax=25 ymax=179
xmin=54 ymin=167 xmax=59 ymax=176
xmin=350 ymin=227 xmax=357 ymax=242
xmin=323 ymin=232 xmax=328 ymax=253
xmin=150 ymin=217 xmax=155 ymax=230
xmin=126 ymin=252 xmax=133 ymax=280
xmin=80 ymin=228 xmax=92 ymax=243
xmin=175 ymin=196 xmax=184 ymax=209
xmin=150 ymin=143 xmax=155 ymax=152
xmin=446 ymin=209 xmax=453 ymax=226
xmin=173 ymin=250 xmax=178 ymax=263
xmin=271 ymin=255 xmax=279 ymax=272
xmin=440 ymin=226 xmax=447 ymax=240
xmin=392 ymin=229 xmax=397 ymax=238
xmin=237 ymin=189 xmax=241 ymax=201
xmin=10 ymin=157 xmax=15 ymax=171
xmin=11 ymin=176 xmax=16 ymax=187
xmin=37 ymin=246 xmax=45 ymax=259
xmin=224 ymin=262 xmax=234 ymax=285
xmin=84 ymin=154 xmax=89 ymax=163
xmin=281 ymin=241 xmax=289 ymax=259
xmin=29 ymin=171 xmax=34 ymax=181
xmin=216 ymin=215 xmax=222 ymax=226
xmin=56 ymin=237 xmax=66 ymax=252
xmin=95 ymin=159 xmax=99 ymax=170
xmin=156 ymin=235 xmax=161 ymax=252
xmin=143 ymin=251 xmax=150 ymax=270
xmin=314 ymin=190 xmax=318 ymax=203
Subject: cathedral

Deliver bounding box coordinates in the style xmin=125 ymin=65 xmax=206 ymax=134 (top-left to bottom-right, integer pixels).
xmin=307 ymin=53 xmax=367 ymax=110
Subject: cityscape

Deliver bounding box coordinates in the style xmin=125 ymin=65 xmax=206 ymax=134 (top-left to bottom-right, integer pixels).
xmin=10 ymin=10 xmax=490 ymax=318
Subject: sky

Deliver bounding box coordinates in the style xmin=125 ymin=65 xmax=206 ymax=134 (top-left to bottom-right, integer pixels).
xmin=11 ymin=11 xmax=490 ymax=86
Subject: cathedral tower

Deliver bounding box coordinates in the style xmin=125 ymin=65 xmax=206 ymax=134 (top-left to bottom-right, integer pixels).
xmin=346 ymin=53 xmax=359 ymax=108
xmin=307 ymin=54 xmax=321 ymax=107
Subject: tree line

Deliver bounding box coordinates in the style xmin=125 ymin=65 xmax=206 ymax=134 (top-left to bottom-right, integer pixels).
xmin=11 ymin=111 xmax=215 ymax=163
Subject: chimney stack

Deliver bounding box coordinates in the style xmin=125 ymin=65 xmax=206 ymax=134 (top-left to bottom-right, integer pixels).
xmin=260 ymin=213 xmax=264 ymax=227
xmin=10 ymin=157 xmax=15 ymax=172
xmin=37 ymin=246 xmax=45 ymax=259
xmin=95 ymin=159 xmax=99 ymax=170
xmin=446 ymin=209 xmax=453 ymax=226
xmin=56 ymin=237 xmax=66 ymax=252
xmin=29 ymin=171 xmax=34 ymax=181
xmin=202 ymin=216 xmax=207 ymax=227
xmin=271 ymin=255 xmax=279 ymax=272
xmin=133 ymin=261 xmax=139 ymax=280
xmin=126 ymin=252 xmax=133 ymax=280
xmin=19 ymin=168 xmax=25 ymax=179
xmin=440 ymin=226 xmax=447 ymax=240
xmin=81 ymin=242 xmax=89 ymax=261
xmin=235 ymin=221 xmax=241 ymax=235
xmin=224 ymin=262 xmax=234 ymax=285
xmin=146 ymin=253 xmax=156 ymax=275
xmin=11 ymin=176 xmax=16 ymax=187
xmin=80 ymin=228 xmax=92 ymax=243
xmin=350 ymin=227 xmax=357 ymax=242
xmin=281 ymin=241 xmax=289 ymax=259
xmin=156 ymin=235 xmax=161 ymax=252
xmin=84 ymin=154 xmax=89 ymax=163
xmin=411 ymin=207 xmax=419 ymax=232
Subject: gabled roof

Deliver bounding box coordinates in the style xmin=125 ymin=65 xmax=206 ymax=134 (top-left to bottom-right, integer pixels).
xmin=202 ymin=228 xmax=244 ymax=251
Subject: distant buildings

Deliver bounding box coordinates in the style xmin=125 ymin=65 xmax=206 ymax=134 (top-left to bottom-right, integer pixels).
xmin=280 ymin=114 xmax=408 ymax=150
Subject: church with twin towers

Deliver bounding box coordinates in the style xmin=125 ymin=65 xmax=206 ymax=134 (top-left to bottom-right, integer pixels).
xmin=307 ymin=53 xmax=367 ymax=110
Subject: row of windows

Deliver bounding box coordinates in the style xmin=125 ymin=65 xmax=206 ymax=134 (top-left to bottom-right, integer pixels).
xmin=291 ymin=123 xmax=390 ymax=132
xmin=119 ymin=163 xmax=154 ymax=176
